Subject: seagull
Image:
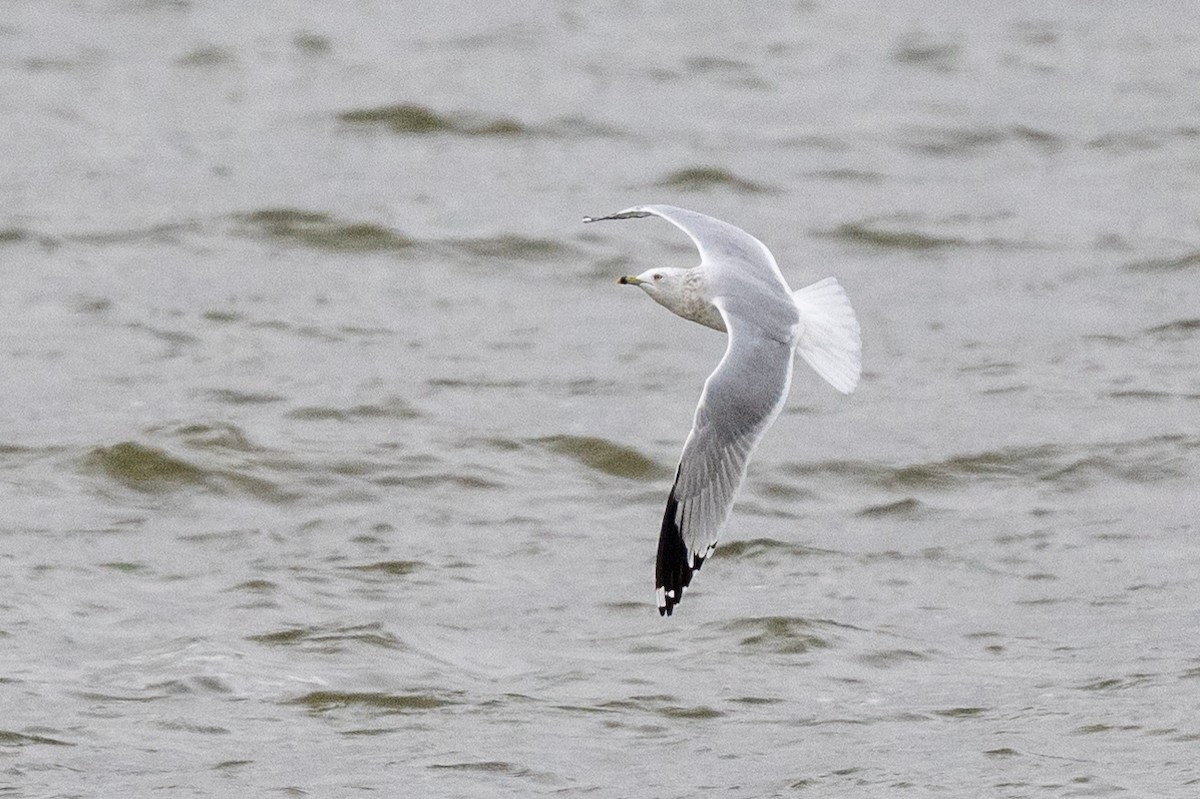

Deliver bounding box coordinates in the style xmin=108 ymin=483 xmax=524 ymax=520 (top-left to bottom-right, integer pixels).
xmin=583 ymin=205 xmax=861 ymax=615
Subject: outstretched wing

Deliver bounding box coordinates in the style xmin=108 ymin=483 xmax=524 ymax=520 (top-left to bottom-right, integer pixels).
xmin=584 ymin=204 xmax=793 ymax=301
xmin=656 ymin=300 xmax=795 ymax=615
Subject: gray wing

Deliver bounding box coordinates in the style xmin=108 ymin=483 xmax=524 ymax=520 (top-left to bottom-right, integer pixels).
xmin=584 ymin=204 xmax=793 ymax=299
xmin=655 ymin=300 xmax=795 ymax=615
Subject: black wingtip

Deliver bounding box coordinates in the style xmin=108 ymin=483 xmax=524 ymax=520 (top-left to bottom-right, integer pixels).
xmin=655 ymin=483 xmax=692 ymax=617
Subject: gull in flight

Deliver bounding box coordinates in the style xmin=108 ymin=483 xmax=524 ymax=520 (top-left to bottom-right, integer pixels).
xmin=583 ymin=205 xmax=861 ymax=615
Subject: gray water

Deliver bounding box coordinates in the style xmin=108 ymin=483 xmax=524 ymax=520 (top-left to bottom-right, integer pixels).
xmin=3 ymin=2 xmax=1200 ymax=796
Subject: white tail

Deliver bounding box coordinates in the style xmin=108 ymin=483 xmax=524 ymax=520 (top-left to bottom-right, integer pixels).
xmin=793 ymin=277 xmax=862 ymax=394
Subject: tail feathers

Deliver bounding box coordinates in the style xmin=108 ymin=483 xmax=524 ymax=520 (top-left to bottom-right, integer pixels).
xmin=793 ymin=277 xmax=862 ymax=394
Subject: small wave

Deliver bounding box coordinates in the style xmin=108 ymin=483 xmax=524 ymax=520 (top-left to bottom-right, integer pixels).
xmin=1126 ymin=250 xmax=1200 ymax=273
xmin=339 ymin=103 xmax=625 ymax=140
xmin=787 ymin=445 xmax=1062 ymax=490
xmin=293 ymin=33 xmax=330 ymax=55
xmin=342 ymin=560 xmax=424 ymax=577
xmin=754 ymin=480 xmax=817 ymax=501
xmin=596 ymin=694 xmax=723 ymax=719
xmin=68 ymin=222 xmax=200 ymax=246
xmin=1041 ymin=454 xmax=1186 ymax=487
xmin=375 ymin=473 xmax=503 ymax=490
xmin=153 ymin=720 xmax=229 ymax=735
xmin=822 ymin=220 xmax=967 ymax=251
xmin=564 ymin=378 xmax=621 ymax=397
xmin=127 ymin=324 xmax=199 ymax=355
xmin=932 ymin=706 xmax=988 ymax=719
xmin=428 ymin=759 xmax=558 ymax=784
xmin=249 ymin=622 xmax=405 ymax=651
xmin=345 ymin=398 xmax=423 ymax=419
xmin=1 ymin=442 xmax=66 ymax=464
xmin=958 ymin=359 xmax=1020 ymax=377
xmin=856 ymin=497 xmax=927 ymax=519
xmin=443 ymin=234 xmax=570 ymax=262
xmin=429 ymin=377 xmax=527 ymax=390
xmin=898 ymin=124 xmax=1064 ymax=156
xmin=286 ymin=690 xmax=452 ymax=712
xmin=81 ymin=437 xmax=294 ymax=503
xmin=903 ymin=125 xmax=1007 ymax=156
xmin=337 ymin=103 xmax=526 ymax=136
xmin=1108 ymin=390 xmax=1177 ymax=401
xmin=858 ymin=649 xmax=930 ymax=668
xmin=729 ymin=696 xmax=783 ymax=705
xmin=229 ymin=579 xmax=276 ymax=594
xmin=1076 ymin=674 xmax=1156 ymax=691
xmin=683 ymin=56 xmax=769 ymax=87
xmin=285 ymin=398 xmax=422 ymax=422
xmin=430 ymin=761 xmax=519 ymax=773
xmin=235 ymin=209 xmax=413 ymax=252
xmin=655 ymin=705 xmax=724 ymax=720
xmin=782 ymin=438 xmax=1197 ymax=492
xmin=99 ymin=562 xmax=150 ymax=574
xmin=684 ymin=55 xmax=754 ymax=74
xmin=724 ymin=616 xmax=832 ymax=654
xmin=23 ymin=57 xmax=81 ymax=73
xmin=806 ymin=168 xmax=885 ymax=184
xmin=655 ymin=166 xmax=778 ymax=194
xmin=1144 ymin=318 xmax=1200 ymax=340
xmin=207 ymin=389 xmax=285 ymax=406
xmin=0 ymin=730 xmax=73 ymax=747
xmin=82 ymin=442 xmax=208 ymax=492
xmin=1086 ymin=126 xmax=1200 ymax=153
xmin=201 ymin=310 xmax=242 ymax=324
xmin=176 ymin=45 xmax=235 ymax=68
xmin=718 ymin=538 xmax=825 ymax=560
xmin=538 ymin=115 xmax=629 ymax=139
xmin=465 ymin=437 xmax=523 ymax=453
xmin=0 ymin=227 xmax=31 ymax=244
xmin=892 ymin=35 xmax=960 ymax=71
xmin=533 ymin=435 xmax=664 ymax=480
xmin=984 ymin=747 xmax=1020 ymax=758
xmin=169 ymin=423 xmax=262 ymax=453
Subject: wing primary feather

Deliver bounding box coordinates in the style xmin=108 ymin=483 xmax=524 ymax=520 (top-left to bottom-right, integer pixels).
xmin=655 ymin=477 xmax=690 ymax=617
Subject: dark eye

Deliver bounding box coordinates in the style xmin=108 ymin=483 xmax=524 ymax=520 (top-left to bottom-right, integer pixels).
xmin=653 ymin=273 xmax=664 ymax=281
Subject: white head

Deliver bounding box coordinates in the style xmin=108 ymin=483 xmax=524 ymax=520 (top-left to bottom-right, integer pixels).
xmin=617 ymin=266 xmax=726 ymax=332
xmin=617 ymin=267 xmax=691 ymax=308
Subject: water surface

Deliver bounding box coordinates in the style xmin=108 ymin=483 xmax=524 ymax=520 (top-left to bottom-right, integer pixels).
xmin=3 ymin=2 xmax=1199 ymax=796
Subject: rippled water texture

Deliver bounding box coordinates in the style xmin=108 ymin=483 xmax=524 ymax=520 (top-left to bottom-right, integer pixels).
xmin=3 ymin=2 xmax=1200 ymax=796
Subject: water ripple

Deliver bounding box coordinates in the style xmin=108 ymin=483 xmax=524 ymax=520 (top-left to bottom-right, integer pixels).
xmin=442 ymin=234 xmax=570 ymax=262
xmin=1126 ymin=250 xmax=1200 ymax=273
xmin=822 ymin=220 xmax=968 ymax=251
xmin=248 ymin=622 xmax=406 ymax=652
xmin=655 ymin=165 xmax=778 ymax=194
xmin=787 ymin=437 xmax=1195 ymax=491
xmin=717 ymin=538 xmax=828 ymax=560
xmin=532 ymin=435 xmax=664 ymax=480
xmin=337 ymin=103 xmax=525 ymax=136
xmin=1144 ymin=318 xmax=1200 ymax=340
xmin=724 ymin=616 xmax=833 ymax=655
xmin=287 ymin=690 xmax=454 ymax=713
xmin=235 ymin=209 xmax=414 ymax=252
xmin=856 ymin=497 xmax=929 ymax=519
xmin=0 ymin=730 xmax=74 ymax=747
